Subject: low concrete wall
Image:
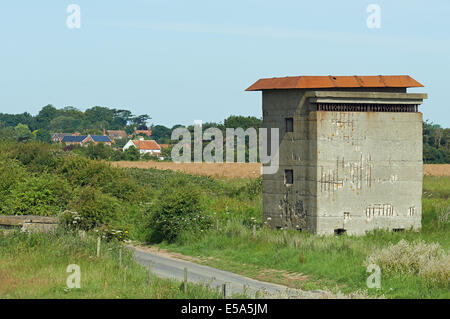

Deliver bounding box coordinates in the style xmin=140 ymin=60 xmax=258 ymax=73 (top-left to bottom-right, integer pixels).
xmin=0 ymin=215 xmax=59 ymax=233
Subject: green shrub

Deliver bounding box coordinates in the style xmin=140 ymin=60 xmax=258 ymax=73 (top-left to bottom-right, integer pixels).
xmin=3 ymin=173 xmax=70 ymax=216
xmin=245 ymin=177 xmax=262 ymax=200
xmin=83 ymin=143 xmax=115 ymax=160
xmin=58 ymin=155 xmax=140 ymax=201
xmin=123 ymin=146 xmax=140 ymax=161
xmin=141 ymin=152 xmax=160 ymax=161
xmin=149 ymin=178 xmax=212 ymax=242
xmin=68 ymin=186 xmax=121 ymax=229
xmin=8 ymin=141 xmax=63 ymax=172
xmin=58 ymin=155 xmax=113 ymax=187
xmin=0 ymin=157 xmax=27 ymax=202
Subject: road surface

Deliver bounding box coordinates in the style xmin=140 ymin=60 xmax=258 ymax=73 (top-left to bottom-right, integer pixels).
xmin=130 ymin=245 xmax=326 ymax=299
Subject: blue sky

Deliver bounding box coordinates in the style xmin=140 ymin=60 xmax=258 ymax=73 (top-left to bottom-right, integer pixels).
xmin=0 ymin=1 xmax=449 ymax=127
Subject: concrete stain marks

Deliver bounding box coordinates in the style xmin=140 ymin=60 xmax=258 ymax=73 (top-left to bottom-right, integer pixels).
xmin=365 ymin=204 xmax=395 ymax=221
xmin=319 ymin=154 xmax=373 ymax=196
xmin=390 ymin=175 xmax=399 ymax=183
xmin=329 ymin=112 xmax=355 ymax=142
xmin=278 ymin=189 xmax=307 ymax=229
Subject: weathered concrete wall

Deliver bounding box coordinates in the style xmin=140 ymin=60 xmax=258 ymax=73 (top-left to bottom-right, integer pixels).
xmin=314 ymin=111 xmax=422 ymax=235
xmin=261 ymin=89 xmax=424 ymax=235
xmin=262 ymin=90 xmax=318 ymax=233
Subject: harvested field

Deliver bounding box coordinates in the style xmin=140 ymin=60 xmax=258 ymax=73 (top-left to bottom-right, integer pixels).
xmin=111 ymin=161 xmax=262 ymax=179
xmin=423 ymin=164 xmax=450 ymax=177
xmin=112 ymin=162 xmax=450 ymax=179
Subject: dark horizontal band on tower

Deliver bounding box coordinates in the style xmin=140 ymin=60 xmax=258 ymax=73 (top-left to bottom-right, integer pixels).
xmin=316 ymin=103 xmax=419 ymax=112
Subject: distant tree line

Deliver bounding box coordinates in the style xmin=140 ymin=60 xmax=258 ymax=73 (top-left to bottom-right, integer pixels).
xmin=423 ymin=121 xmax=450 ymax=163
xmin=0 ymin=105 xmax=448 ymax=163
xmin=0 ymin=105 xmax=152 ymax=143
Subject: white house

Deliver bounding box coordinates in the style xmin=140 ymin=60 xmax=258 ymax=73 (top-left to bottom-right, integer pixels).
xmin=123 ymin=138 xmax=162 ymax=156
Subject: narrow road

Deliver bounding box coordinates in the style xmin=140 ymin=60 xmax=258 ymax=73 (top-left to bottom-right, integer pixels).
xmin=130 ymin=245 xmax=326 ymax=299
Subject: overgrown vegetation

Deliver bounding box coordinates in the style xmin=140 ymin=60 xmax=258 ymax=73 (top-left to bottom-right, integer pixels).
xmin=148 ymin=177 xmax=212 ymax=242
xmin=0 ymin=139 xmax=448 ymax=298
xmin=0 ymin=229 xmax=220 ymax=298
xmin=0 ymin=140 xmax=147 ymax=231
xmin=365 ymin=240 xmax=449 ymax=286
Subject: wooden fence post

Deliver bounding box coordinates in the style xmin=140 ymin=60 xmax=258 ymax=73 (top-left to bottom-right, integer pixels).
xmin=96 ymin=236 xmax=101 ymax=257
xmin=118 ymin=246 xmax=122 ymax=267
xmin=222 ymin=282 xmax=232 ymax=299
xmin=183 ymin=267 xmax=188 ymax=293
xmin=147 ymin=261 xmax=152 ymax=285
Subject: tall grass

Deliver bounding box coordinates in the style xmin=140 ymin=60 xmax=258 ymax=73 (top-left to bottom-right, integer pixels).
xmin=365 ymin=239 xmax=449 ymax=286
xmin=0 ymin=228 xmax=221 ymax=298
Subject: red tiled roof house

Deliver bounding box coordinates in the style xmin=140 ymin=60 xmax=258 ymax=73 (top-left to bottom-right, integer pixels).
xmin=123 ymin=138 xmax=161 ymax=155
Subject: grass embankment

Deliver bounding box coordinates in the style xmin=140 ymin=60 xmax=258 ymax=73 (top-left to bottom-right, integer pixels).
xmin=146 ymin=175 xmax=450 ymax=299
xmin=0 ymin=229 xmax=220 ymax=298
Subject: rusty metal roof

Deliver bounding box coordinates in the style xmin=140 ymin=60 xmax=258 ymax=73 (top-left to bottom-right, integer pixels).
xmin=246 ymin=75 xmax=423 ymax=91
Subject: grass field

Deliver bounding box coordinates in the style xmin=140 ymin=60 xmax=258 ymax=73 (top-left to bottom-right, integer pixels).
xmin=0 ymin=229 xmax=221 ymax=298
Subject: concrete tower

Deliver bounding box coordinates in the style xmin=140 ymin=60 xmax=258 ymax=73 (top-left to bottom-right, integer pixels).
xmin=247 ymin=75 xmax=427 ymax=235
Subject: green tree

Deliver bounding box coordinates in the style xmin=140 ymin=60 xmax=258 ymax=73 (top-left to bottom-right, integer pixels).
xmin=151 ymin=125 xmax=172 ymax=143
xmin=14 ymin=123 xmax=33 ymax=142
xmin=49 ymin=115 xmax=82 ymax=132
xmin=35 ymin=104 xmax=58 ymax=129
xmin=224 ymin=115 xmax=262 ymax=130
xmin=112 ymin=109 xmax=133 ymax=128
xmin=84 ymin=106 xmax=114 ymax=129
xmin=123 ymin=145 xmax=140 ymax=161
xmin=132 ymin=114 xmax=151 ymax=129
xmin=35 ymin=129 xmax=51 ymax=143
